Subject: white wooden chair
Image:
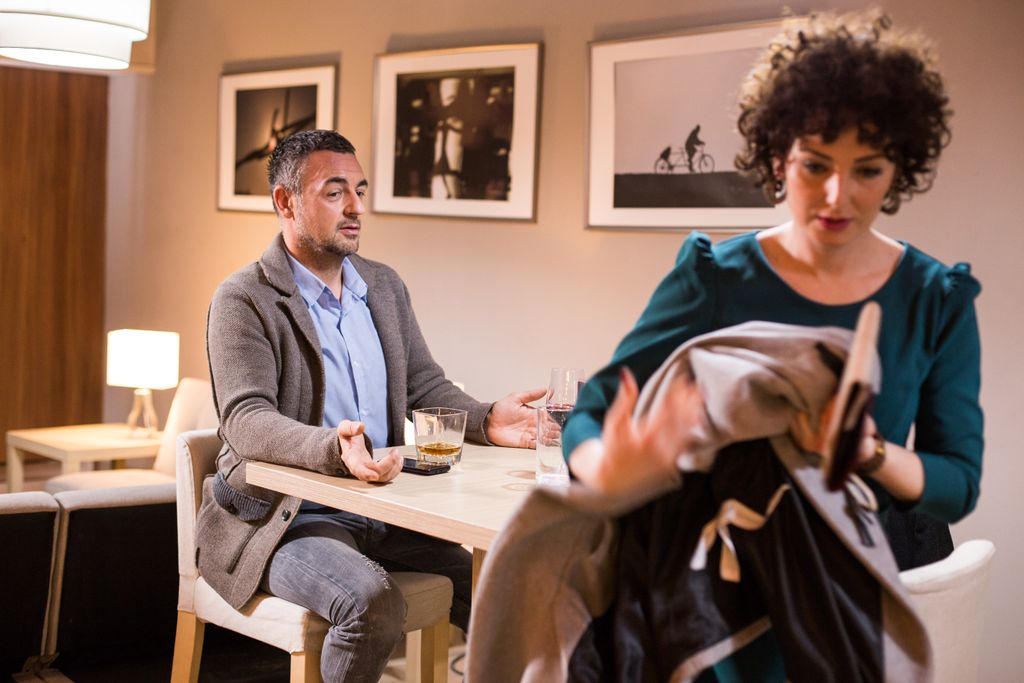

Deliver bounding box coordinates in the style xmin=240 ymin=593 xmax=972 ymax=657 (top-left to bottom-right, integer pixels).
xmin=171 ymin=428 xmax=453 ymax=683
xmin=900 ymin=539 xmax=995 ymax=683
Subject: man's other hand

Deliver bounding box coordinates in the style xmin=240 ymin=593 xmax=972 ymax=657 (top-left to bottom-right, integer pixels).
xmin=484 ymin=388 xmax=546 ymax=449
xmin=337 ymin=420 xmax=402 ymax=482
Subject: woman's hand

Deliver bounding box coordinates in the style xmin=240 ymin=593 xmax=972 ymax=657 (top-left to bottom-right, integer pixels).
xmin=790 ymin=401 xmax=924 ymax=502
xmin=790 ymin=396 xmax=836 ymax=456
xmin=569 ymin=368 xmax=702 ymax=496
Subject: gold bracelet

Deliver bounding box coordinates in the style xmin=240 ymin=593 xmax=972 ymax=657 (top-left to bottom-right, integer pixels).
xmin=858 ymin=433 xmax=887 ymax=475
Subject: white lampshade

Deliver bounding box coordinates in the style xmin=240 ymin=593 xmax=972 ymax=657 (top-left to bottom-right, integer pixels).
xmin=106 ymin=329 xmax=179 ymax=390
xmin=0 ymin=1 xmax=150 ymax=70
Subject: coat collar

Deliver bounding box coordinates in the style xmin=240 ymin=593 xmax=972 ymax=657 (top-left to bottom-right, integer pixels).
xmin=260 ymin=233 xmax=299 ymax=295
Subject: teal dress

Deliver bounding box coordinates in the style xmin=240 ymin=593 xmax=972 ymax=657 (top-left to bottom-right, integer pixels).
xmin=562 ymin=231 xmax=983 ymax=680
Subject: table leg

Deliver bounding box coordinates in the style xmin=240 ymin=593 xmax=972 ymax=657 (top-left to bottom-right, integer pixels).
xmin=7 ymin=445 xmax=25 ymax=493
xmin=63 ymin=457 xmax=83 ymax=475
xmin=471 ymin=547 xmax=486 ymax=597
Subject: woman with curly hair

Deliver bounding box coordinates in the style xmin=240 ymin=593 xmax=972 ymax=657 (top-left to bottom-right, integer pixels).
xmin=564 ymin=10 xmax=982 ymax=679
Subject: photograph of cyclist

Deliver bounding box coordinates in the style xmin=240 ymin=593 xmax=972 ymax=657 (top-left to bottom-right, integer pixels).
xmin=684 ymin=123 xmax=704 ymax=172
xmin=609 ymin=43 xmax=774 ymax=211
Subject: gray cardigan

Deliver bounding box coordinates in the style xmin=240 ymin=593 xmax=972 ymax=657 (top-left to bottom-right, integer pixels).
xmin=196 ymin=234 xmax=491 ymax=609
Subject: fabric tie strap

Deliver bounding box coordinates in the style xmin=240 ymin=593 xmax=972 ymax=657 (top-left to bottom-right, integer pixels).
xmin=691 ymin=483 xmax=791 ymax=582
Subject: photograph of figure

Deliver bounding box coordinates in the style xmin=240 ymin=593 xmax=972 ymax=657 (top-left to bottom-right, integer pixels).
xmin=392 ymin=68 xmax=515 ymax=201
xmin=612 ymin=49 xmax=771 ymax=210
xmin=233 ymin=84 xmax=318 ymax=197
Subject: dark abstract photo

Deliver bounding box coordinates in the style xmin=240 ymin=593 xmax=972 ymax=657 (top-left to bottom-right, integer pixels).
xmin=392 ymin=68 xmax=515 ymax=201
xmin=234 ymin=85 xmax=317 ymax=196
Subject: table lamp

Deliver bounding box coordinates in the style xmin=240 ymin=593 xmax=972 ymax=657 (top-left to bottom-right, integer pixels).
xmin=106 ymin=329 xmax=180 ymax=435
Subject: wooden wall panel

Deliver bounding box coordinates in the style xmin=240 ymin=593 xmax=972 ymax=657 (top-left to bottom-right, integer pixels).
xmin=0 ymin=66 xmax=108 ymax=458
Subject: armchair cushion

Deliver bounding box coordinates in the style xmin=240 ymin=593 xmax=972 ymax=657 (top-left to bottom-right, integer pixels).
xmin=44 ymin=469 xmax=174 ymax=493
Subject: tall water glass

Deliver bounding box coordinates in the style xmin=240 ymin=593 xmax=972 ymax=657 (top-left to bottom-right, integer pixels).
xmin=546 ymin=368 xmax=585 ymax=411
xmin=535 ymin=368 xmax=584 ymax=486
xmin=536 ymin=405 xmax=570 ymax=486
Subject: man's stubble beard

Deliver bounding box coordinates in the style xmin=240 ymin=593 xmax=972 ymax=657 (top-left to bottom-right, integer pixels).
xmin=295 ymin=222 xmax=360 ymax=259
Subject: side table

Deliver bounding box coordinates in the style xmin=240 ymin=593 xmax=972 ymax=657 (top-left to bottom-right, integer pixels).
xmin=4 ymin=423 xmax=163 ymax=493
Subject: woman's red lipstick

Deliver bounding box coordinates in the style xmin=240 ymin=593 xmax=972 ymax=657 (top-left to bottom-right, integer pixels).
xmin=818 ymin=216 xmax=851 ymax=231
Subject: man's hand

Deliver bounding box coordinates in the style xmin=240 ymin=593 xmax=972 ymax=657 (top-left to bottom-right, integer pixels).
xmin=484 ymin=388 xmax=547 ymax=448
xmin=337 ymin=420 xmax=402 ymax=482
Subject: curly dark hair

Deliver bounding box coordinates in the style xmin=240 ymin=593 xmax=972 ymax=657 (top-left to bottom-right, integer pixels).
xmin=267 ymin=130 xmax=356 ymax=213
xmin=735 ymin=10 xmax=951 ymax=213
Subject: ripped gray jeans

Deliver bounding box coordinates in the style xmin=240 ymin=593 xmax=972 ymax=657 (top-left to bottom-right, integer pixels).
xmin=260 ymin=507 xmax=472 ymax=683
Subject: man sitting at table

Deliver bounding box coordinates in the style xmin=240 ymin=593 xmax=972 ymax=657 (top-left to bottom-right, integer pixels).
xmin=196 ymin=129 xmax=542 ymax=682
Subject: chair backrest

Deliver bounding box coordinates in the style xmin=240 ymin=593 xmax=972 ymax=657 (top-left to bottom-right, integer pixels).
xmin=175 ymin=427 xmax=223 ymax=611
xmin=900 ymin=539 xmax=995 ymax=683
xmin=0 ymin=492 xmax=59 ymax=673
xmin=152 ymin=377 xmax=219 ymax=476
xmin=48 ymin=485 xmax=178 ymax=660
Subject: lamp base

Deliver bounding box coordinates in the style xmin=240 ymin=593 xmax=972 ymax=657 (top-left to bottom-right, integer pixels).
xmin=126 ymin=388 xmax=159 ymax=437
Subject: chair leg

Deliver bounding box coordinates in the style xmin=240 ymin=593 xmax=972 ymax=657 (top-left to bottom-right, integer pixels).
xmin=407 ymin=631 xmax=422 ymax=683
xmin=407 ymin=620 xmax=450 ymax=683
xmin=290 ymin=650 xmax=321 ymax=683
xmin=170 ymin=610 xmax=205 ymax=683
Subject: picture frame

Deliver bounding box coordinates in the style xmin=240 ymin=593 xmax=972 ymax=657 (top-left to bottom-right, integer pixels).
xmin=218 ymin=65 xmax=336 ymax=212
xmin=587 ymin=20 xmax=790 ymax=231
xmin=372 ymin=43 xmax=541 ymax=220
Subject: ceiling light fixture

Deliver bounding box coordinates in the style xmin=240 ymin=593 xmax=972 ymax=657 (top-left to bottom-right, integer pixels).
xmin=0 ymin=1 xmax=150 ymax=71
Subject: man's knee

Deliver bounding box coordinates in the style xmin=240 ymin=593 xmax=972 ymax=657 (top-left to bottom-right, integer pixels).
xmin=331 ymin=559 xmax=406 ymax=641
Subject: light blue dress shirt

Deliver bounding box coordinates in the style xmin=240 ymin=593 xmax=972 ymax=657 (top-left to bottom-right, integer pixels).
xmin=286 ymin=253 xmax=389 ymax=450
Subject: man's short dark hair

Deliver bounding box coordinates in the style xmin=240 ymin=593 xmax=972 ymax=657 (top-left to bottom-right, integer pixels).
xmin=267 ymin=130 xmax=356 ymax=212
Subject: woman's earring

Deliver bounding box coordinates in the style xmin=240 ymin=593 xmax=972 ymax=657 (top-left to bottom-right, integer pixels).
xmin=770 ymin=158 xmax=787 ymax=202
xmin=882 ymin=187 xmax=900 ymax=213
xmin=773 ymin=177 xmax=786 ymax=201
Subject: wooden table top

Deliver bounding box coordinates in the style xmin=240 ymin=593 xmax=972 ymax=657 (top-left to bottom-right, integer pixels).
xmin=246 ymin=443 xmax=536 ymax=550
xmin=6 ymin=423 xmax=163 ymax=458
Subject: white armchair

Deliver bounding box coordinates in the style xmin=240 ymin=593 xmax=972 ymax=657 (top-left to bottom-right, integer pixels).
xmin=900 ymin=539 xmax=995 ymax=683
xmin=44 ymin=377 xmax=218 ymax=493
xmin=0 ymin=491 xmax=59 ymax=675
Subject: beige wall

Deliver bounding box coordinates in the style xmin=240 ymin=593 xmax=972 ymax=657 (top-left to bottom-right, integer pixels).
xmin=104 ymin=0 xmax=1024 ymax=676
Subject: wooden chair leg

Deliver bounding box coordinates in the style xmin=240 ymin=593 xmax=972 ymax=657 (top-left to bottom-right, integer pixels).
xmin=408 ymin=620 xmax=450 ymax=683
xmin=170 ymin=610 xmax=205 ymax=683
xmin=406 ymin=631 xmax=422 ymax=683
xmin=290 ymin=650 xmax=321 ymax=683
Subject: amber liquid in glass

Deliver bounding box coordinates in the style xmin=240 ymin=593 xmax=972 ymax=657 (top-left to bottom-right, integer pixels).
xmin=416 ymin=441 xmax=462 ymax=464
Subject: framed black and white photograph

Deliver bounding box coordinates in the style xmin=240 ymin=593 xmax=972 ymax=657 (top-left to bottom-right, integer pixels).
xmin=218 ymin=65 xmax=336 ymax=212
xmin=588 ymin=21 xmax=790 ymax=230
xmin=372 ymin=43 xmax=540 ymax=220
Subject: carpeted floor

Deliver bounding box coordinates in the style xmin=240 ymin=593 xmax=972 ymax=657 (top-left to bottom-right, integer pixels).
xmin=38 ymin=625 xmax=289 ymax=683
xmin=24 ymin=624 xmax=466 ymax=683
